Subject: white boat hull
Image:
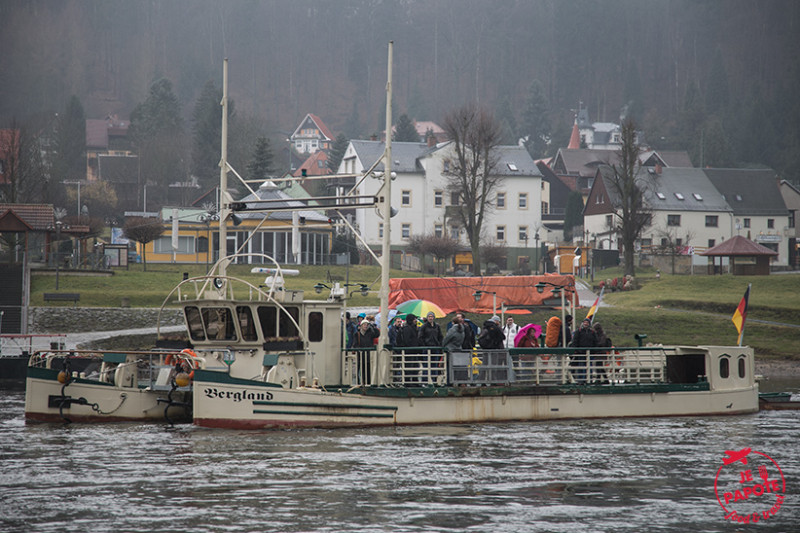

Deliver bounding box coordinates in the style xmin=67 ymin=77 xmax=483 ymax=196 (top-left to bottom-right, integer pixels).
xmin=193 ymin=372 xmax=759 ymax=429
xmin=25 ymin=371 xmax=191 ymax=424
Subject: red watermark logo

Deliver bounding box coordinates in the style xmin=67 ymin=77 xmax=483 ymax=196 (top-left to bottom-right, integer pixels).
xmin=714 ymin=447 xmax=786 ymax=524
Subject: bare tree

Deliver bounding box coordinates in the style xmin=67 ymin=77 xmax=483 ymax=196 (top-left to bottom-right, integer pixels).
xmin=605 ymin=119 xmax=651 ymax=276
xmin=122 ymin=217 xmax=165 ymax=271
xmin=481 ymin=241 xmax=508 ymax=274
xmin=442 ymin=104 xmax=503 ymax=276
xmin=656 ymin=228 xmax=695 ymax=275
xmin=428 ymin=236 xmax=460 ymax=276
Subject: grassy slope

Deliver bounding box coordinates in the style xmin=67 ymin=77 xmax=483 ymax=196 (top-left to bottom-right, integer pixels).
xmin=31 ymin=265 xmax=800 ymax=359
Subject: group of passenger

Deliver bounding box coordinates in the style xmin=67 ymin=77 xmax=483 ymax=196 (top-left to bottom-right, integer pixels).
xmin=344 ymin=309 xmax=614 ymax=384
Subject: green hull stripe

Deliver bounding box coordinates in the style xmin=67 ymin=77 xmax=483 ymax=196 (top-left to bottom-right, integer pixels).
xmin=252 ymin=400 xmax=397 ymax=411
xmin=252 ymin=409 xmax=395 ymax=418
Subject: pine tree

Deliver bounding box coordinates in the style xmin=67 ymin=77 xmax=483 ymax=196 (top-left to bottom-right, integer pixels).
xmin=56 ymin=95 xmax=86 ymax=180
xmin=328 ymin=133 xmax=349 ymax=174
xmin=247 ymin=136 xmax=274 ymax=180
xmin=395 ymin=113 xmax=419 ymax=142
xmin=520 ymin=80 xmax=551 ymax=159
xmin=129 ymin=78 xmax=188 ymax=196
xmin=192 ymin=81 xmax=224 ymax=185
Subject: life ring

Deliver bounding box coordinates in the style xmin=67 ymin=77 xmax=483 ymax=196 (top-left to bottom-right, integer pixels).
xmin=165 ymin=349 xmax=200 ymax=369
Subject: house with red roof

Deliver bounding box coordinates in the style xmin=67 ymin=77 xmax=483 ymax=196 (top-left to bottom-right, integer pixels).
xmin=290 ymin=114 xmax=334 ymax=154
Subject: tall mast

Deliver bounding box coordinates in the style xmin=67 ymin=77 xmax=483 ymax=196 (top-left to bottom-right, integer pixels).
xmin=376 ymin=42 xmax=393 ymax=385
xmin=218 ymin=58 xmax=229 ymax=277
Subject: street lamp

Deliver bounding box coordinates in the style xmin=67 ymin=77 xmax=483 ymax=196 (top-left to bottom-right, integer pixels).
xmin=472 ymin=290 xmax=497 ymax=316
xmin=53 ymin=220 xmax=63 ymax=290
xmin=534 ymin=232 xmax=540 ymax=274
xmin=535 ymin=281 xmax=574 ymax=347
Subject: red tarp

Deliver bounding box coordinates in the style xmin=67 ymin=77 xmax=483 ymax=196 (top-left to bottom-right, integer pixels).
xmin=388 ymin=274 xmax=577 ymax=315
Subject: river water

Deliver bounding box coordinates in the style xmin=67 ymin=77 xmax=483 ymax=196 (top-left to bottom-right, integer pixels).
xmin=1 ymin=383 xmax=798 ymax=533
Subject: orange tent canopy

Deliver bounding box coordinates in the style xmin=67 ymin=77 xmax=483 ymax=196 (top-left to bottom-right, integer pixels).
xmin=388 ymin=274 xmax=576 ymax=315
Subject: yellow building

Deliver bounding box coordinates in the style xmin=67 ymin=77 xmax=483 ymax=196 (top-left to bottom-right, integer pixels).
xmin=138 ymin=182 xmax=334 ymax=265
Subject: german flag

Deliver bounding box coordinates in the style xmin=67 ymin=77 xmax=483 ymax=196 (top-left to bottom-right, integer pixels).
xmin=731 ymin=284 xmax=750 ymax=345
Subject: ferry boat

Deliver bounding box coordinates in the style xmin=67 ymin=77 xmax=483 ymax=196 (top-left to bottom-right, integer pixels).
xmin=25 ymin=45 xmax=760 ymax=427
xmin=188 ymin=45 xmax=759 ymax=429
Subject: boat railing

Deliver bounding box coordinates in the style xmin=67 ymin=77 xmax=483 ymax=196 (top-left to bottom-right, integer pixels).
xmin=28 ymin=349 xmax=203 ymax=389
xmin=380 ymin=346 xmax=671 ymax=387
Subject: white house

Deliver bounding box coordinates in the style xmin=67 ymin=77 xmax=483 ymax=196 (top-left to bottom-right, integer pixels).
xmin=337 ymin=140 xmax=542 ymax=269
xmin=583 ymin=166 xmax=791 ymax=266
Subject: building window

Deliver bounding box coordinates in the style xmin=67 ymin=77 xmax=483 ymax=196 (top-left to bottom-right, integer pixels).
xmin=518 ymin=193 xmax=528 ymax=209
xmin=401 ymin=223 xmax=411 ymax=239
xmin=443 ymin=160 xmax=450 ymax=172
xmin=401 ymin=190 xmax=411 ymax=206
xmin=705 ymin=215 xmax=718 ymax=227
xmin=519 ymin=226 xmax=528 ymax=243
xmin=378 ymin=223 xmax=383 ymax=239
xmin=789 ymin=212 xmax=795 ymax=228
xmin=450 ymin=226 xmax=459 ymax=239
xmin=676 ymin=238 xmax=683 ymax=246
xmin=708 ymin=239 xmax=716 ymax=248
xmin=767 ymin=218 xmax=774 ymax=229
xmin=450 ymin=191 xmax=460 ymax=205
xmin=541 ymin=201 xmax=549 ymax=214
xmin=434 ymin=224 xmax=443 ymax=238
xmin=496 ymin=225 xmax=506 ymax=241
xmin=743 ymin=218 xmax=751 ymax=228
xmin=667 ymin=214 xmax=681 ymax=226
xmin=154 ymin=236 xmax=194 ymax=254
xmin=434 ymin=190 xmax=443 ymax=207
xmin=496 ymin=192 xmax=506 ymax=209
xmin=606 ymin=214 xmax=613 ymax=227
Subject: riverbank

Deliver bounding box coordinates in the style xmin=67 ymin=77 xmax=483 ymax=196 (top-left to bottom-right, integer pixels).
xmin=756 ymin=359 xmax=800 ymax=379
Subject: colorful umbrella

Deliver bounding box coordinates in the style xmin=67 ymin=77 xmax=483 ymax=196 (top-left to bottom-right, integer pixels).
xmin=514 ymin=323 xmax=542 ymax=347
xmin=395 ymin=299 xmax=446 ymax=318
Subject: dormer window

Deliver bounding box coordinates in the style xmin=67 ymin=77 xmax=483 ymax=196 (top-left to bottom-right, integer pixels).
xmin=693 ymin=193 xmax=703 ymax=201
xmin=735 ymin=194 xmax=743 ymax=201
xmin=674 ymin=193 xmax=685 ymax=200
xmin=507 ymin=162 xmax=518 ymax=171
xmin=656 ymin=192 xmax=666 ymax=200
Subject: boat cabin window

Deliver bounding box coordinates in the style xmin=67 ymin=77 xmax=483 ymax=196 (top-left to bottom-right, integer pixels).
xmin=185 ymin=306 xmax=206 ymax=341
xmin=257 ymin=306 xmax=300 ymax=339
xmin=202 ymin=307 xmax=237 ymax=341
xmin=279 ymin=307 xmax=300 ymax=337
xmin=237 ymin=306 xmax=258 ymax=342
xmin=719 ymin=356 xmax=730 ymax=379
xmin=308 ymin=312 xmax=323 ymax=342
xmin=738 ymin=356 xmax=746 ymax=378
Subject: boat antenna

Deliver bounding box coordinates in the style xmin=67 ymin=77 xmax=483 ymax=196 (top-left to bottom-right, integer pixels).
xmin=218 ymin=58 xmax=230 ymax=279
xmin=375 ymin=42 xmax=393 ymax=385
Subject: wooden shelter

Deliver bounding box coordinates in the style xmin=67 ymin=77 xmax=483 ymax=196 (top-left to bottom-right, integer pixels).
xmin=699 ymin=235 xmax=778 ymax=275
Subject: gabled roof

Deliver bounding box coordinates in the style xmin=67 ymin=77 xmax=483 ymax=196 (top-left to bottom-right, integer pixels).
xmin=0 ymin=204 xmax=55 ymax=231
xmin=490 ymin=145 xmax=541 ymax=176
xmin=348 ymin=140 xmax=427 ymax=173
xmin=703 ymin=168 xmax=788 ymax=216
xmin=552 ymin=148 xmax=619 ymax=176
xmin=700 ymin=235 xmax=778 ymax=256
xmin=293 ymin=150 xmax=330 ymax=177
xmin=596 ymin=166 xmax=730 ymax=213
xmin=652 ymin=150 xmax=693 ymax=168
xmin=414 ymin=121 xmax=445 ymax=140
xmin=237 ymin=181 xmax=327 ymax=222
xmin=291 ymin=113 xmax=334 ymax=142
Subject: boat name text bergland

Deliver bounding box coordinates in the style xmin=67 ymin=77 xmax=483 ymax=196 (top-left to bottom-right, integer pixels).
xmin=203 ymin=388 xmax=273 ymax=402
